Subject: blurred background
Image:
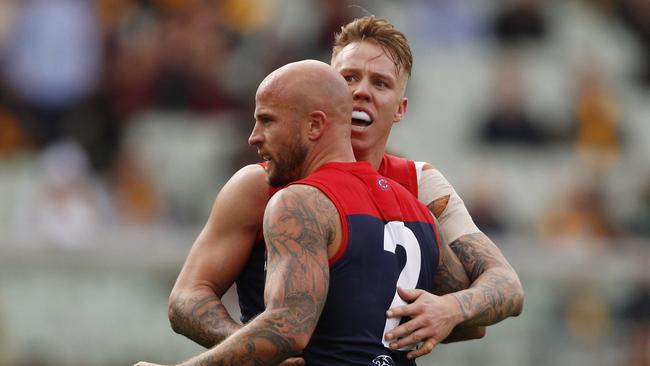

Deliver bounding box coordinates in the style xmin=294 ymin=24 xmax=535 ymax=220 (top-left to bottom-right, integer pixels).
xmin=0 ymin=0 xmax=648 ymax=365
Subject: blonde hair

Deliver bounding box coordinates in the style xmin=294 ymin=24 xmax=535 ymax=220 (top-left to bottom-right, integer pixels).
xmin=332 ymin=16 xmax=413 ymax=78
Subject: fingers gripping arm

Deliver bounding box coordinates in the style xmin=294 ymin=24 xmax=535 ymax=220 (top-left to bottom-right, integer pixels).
xmin=382 ymin=219 xmax=482 ymax=359
xmin=419 ymin=165 xmax=524 ymax=327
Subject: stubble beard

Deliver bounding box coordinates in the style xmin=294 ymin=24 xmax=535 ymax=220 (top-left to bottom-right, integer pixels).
xmin=267 ymin=138 xmax=309 ymax=188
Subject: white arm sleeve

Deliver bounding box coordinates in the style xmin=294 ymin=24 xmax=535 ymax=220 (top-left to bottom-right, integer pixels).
xmin=416 ymin=165 xmax=481 ymax=245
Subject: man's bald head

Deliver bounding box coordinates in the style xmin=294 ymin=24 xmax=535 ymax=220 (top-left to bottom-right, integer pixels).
xmin=250 ymin=60 xmax=355 ymax=186
xmin=256 ymin=60 xmax=352 ymax=128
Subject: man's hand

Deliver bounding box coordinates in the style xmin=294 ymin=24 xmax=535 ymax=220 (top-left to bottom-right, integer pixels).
xmin=384 ymin=287 xmax=464 ymax=359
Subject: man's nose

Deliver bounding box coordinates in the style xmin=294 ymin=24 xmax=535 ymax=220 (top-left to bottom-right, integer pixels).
xmin=352 ymin=79 xmax=371 ymax=102
xmin=248 ymin=122 xmax=263 ymax=146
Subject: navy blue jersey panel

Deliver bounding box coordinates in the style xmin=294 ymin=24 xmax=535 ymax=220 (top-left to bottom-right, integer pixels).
xmin=235 ymin=240 xmax=266 ymax=323
xmin=304 ymin=214 xmax=437 ymax=365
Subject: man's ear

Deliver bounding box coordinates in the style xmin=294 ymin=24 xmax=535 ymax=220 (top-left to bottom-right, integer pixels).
xmin=307 ymin=110 xmax=327 ymax=140
xmin=393 ymin=97 xmax=408 ymax=123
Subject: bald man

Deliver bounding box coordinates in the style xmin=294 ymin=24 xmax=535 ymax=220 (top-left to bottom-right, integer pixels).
xmin=136 ymin=60 xmax=472 ymax=366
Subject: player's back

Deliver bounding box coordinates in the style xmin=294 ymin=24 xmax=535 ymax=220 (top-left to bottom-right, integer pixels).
xmin=293 ymin=161 xmax=440 ymax=366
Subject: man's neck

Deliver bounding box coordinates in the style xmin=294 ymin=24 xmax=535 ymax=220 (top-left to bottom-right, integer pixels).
xmin=354 ymin=148 xmax=384 ymax=171
xmin=303 ymin=144 xmax=355 ymax=178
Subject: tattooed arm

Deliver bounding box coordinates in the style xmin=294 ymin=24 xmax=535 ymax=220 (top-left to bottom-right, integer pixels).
xmin=137 ymin=185 xmax=336 ymax=366
xmin=422 ymin=164 xmax=524 ymax=327
xmin=433 ymin=237 xmax=487 ymax=343
xmin=167 ymin=165 xmax=268 ymax=347
xmin=383 ymin=164 xmax=524 ymax=357
xmin=447 ymin=232 xmax=524 ymax=327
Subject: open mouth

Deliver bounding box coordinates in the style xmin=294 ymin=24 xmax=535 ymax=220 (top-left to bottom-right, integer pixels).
xmin=258 ymin=150 xmax=272 ymax=162
xmin=352 ymin=110 xmax=372 ymax=128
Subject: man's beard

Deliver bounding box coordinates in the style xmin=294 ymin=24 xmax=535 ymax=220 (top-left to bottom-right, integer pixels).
xmin=267 ymin=139 xmax=308 ymax=187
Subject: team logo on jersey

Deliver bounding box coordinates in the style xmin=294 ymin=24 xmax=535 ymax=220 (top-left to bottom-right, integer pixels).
xmin=371 ymin=355 xmax=395 ymax=366
xmin=376 ymin=177 xmax=390 ymax=191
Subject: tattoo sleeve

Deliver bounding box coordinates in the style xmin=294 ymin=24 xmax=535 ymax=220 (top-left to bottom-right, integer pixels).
xmin=431 ymin=238 xmax=471 ymax=295
xmin=168 ymin=293 xmax=242 ymax=348
xmin=448 ymin=232 xmax=524 ymax=326
xmin=178 ymin=186 xmax=334 ymax=366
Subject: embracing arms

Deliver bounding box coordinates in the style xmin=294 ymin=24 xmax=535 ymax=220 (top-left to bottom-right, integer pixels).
xmin=167 ymin=164 xmax=268 ymax=347
xmin=421 ymin=165 xmax=524 ymax=326
xmin=150 ymin=184 xmax=334 ymax=366
xmin=384 ymin=164 xmax=524 ymax=356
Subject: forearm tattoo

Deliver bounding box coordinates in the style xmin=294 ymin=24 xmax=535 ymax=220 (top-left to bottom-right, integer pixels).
xmin=432 ymin=243 xmax=471 ymax=295
xmin=449 ymin=233 xmax=524 ymax=326
xmin=169 ymin=293 xmax=242 ymax=348
xmin=181 ymin=187 xmax=334 ymax=366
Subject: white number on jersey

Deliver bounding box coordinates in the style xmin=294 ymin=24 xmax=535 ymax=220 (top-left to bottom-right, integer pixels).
xmin=381 ymin=221 xmax=422 ymax=349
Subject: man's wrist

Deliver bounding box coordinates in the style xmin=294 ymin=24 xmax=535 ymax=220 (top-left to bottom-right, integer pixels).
xmin=447 ymin=292 xmax=470 ymax=324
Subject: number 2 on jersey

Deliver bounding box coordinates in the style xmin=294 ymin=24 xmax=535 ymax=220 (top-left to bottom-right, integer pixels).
xmin=381 ymin=221 xmax=422 ymax=349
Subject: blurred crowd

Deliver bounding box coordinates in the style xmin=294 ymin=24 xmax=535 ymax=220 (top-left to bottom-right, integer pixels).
xmin=0 ymin=0 xmax=647 ymax=245
xmin=0 ymin=1 xmax=648 ymax=366
xmin=0 ymin=0 xmax=364 ymax=244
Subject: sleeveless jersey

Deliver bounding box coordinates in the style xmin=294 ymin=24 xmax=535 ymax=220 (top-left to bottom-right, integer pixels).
xmin=235 ymin=231 xmax=266 ymax=323
xmin=378 ymin=153 xmax=418 ymax=198
xmin=235 ymin=165 xmax=281 ymax=323
xmin=294 ymin=162 xmax=440 ymax=366
xmin=236 ymin=155 xmax=421 ymax=324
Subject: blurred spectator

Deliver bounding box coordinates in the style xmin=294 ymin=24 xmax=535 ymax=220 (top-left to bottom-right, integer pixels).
xmin=0 ymin=100 xmax=23 ymax=156
xmin=563 ymin=281 xmax=610 ymax=344
xmin=468 ymin=195 xmax=507 ymax=236
xmin=314 ymin=0 xmax=358 ymax=55
xmin=12 ymin=140 xmax=108 ymax=247
xmin=478 ymin=55 xmax=552 ymax=146
xmin=0 ymin=0 xmax=18 ymax=52
xmin=616 ymin=0 xmax=650 ymax=89
xmin=538 ymin=179 xmax=618 ymax=244
xmin=2 ymin=0 xmax=101 ymax=147
xmin=105 ymin=2 xmax=160 ymax=120
xmin=407 ymin=0 xmax=487 ymax=47
xmin=619 ymin=281 xmax=650 ymax=366
xmin=113 ymin=150 xmax=162 ymax=224
xmin=61 ymin=94 xmax=123 ymax=174
xmin=630 ymin=175 xmax=650 ymax=237
xmin=572 ymin=61 xmax=622 ymax=173
xmin=464 ymin=176 xmax=508 ymax=236
xmin=153 ymin=1 xmax=238 ymax=113
xmin=581 ymin=0 xmax=618 ymax=12
xmin=103 ymin=0 xmax=241 ymax=118
xmin=492 ymin=0 xmax=549 ymax=47
xmin=214 ymin=0 xmax=273 ymax=35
